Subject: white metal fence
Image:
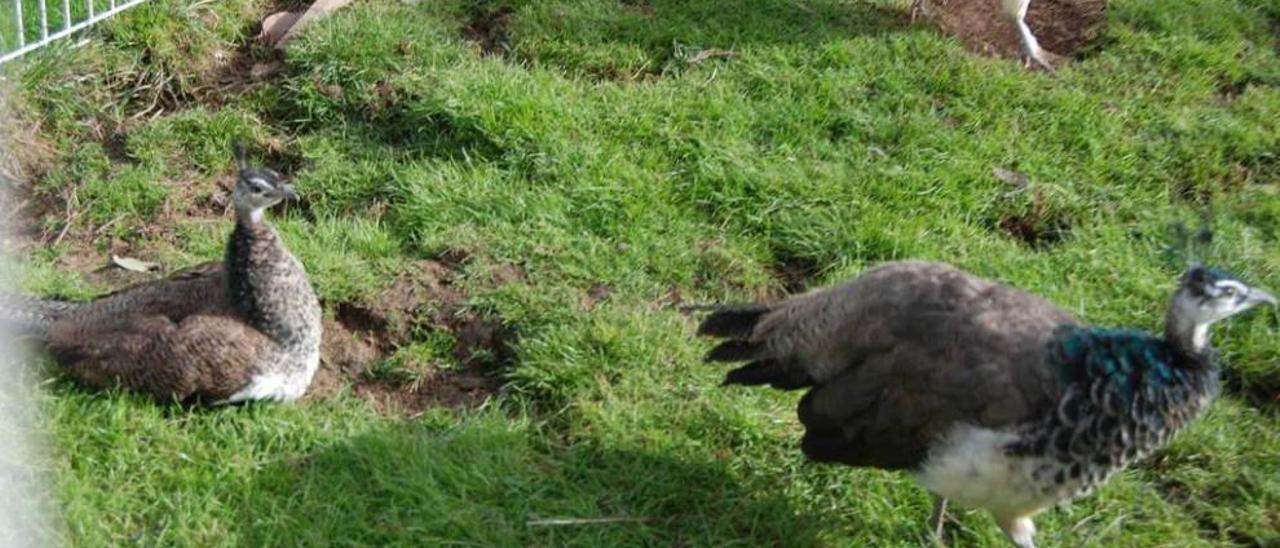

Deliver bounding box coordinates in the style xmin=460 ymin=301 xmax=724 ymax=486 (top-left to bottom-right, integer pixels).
xmin=2 ymin=0 xmax=148 ymax=64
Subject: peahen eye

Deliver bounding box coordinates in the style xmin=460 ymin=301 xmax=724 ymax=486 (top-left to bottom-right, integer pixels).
xmin=1220 ymin=286 xmax=1236 ymax=297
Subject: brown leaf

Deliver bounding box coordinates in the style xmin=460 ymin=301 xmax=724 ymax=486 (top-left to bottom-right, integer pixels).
xmin=111 ymin=255 xmax=160 ymax=273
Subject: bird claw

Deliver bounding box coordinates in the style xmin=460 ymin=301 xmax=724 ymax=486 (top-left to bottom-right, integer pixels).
xmin=929 ymin=496 xmax=948 ymax=545
xmin=1022 ymin=49 xmax=1055 ymax=72
xmin=909 ymin=0 xmax=927 ymax=22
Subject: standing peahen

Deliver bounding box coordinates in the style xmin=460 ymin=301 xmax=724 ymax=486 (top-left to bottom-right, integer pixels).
xmin=0 ymin=144 xmax=322 ymax=405
xmin=693 ymin=261 xmax=1273 ymax=547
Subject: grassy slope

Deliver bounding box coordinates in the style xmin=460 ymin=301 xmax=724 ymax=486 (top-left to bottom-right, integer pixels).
xmin=5 ymin=0 xmax=1280 ymax=545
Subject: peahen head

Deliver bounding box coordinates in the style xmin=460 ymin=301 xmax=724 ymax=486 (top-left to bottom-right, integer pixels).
xmin=231 ymin=142 xmax=298 ymax=224
xmin=1165 ymin=265 xmax=1275 ymax=355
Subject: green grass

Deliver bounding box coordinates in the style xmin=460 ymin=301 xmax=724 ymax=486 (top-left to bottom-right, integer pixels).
xmin=5 ymin=0 xmax=1280 ymax=545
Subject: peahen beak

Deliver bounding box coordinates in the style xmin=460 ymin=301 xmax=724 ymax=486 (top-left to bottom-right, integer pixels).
xmin=1247 ymin=287 xmax=1277 ymax=307
xmin=280 ymin=184 xmax=299 ymax=201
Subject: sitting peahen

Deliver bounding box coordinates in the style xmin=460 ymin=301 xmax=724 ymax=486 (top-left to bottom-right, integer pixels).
xmin=0 ymin=144 xmax=322 ymax=405
xmin=693 ymin=261 xmax=1273 ymax=547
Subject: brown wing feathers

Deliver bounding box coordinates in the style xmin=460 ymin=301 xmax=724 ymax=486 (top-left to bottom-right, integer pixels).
xmin=695 ymin=261 xmax=1081 ymax=471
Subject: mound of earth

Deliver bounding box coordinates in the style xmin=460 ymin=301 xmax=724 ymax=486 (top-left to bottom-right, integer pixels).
xmin=930 ymin=0 xmax=1105 ymax=63
xmin=309 ymin=258 xmax=520 ymax=416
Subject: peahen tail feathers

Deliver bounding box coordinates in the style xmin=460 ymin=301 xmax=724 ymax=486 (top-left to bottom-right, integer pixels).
xmin=691 ymin=302 xmax=815 ymax=391
xmin=0 ymin=292 xmax=79 ymax=339
xmin=693 ymin=303 xmax=771 ymax=338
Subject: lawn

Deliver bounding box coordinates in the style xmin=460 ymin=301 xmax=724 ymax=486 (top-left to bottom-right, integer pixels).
xmin=1 ymin=0 xmax=1279 ymax=545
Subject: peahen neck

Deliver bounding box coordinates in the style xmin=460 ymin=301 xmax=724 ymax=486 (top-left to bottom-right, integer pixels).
xmin=235 ymin=204 xmax=265 ymax=225
xmin=1163 ymin=306 xmax=1212 ymax=363
xmin=226 ymin=212 xmax=300 ymax=345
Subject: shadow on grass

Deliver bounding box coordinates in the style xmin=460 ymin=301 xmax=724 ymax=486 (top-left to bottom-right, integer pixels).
xmin=239 ymin=417 xmax=826 ymax=546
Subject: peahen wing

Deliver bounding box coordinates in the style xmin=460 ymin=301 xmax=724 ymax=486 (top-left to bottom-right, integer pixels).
xmin=60 ymin=261 xmax=228 ymax=331
xmin=712 ymin=261 xmax=1081 ymax=470
xmin=48 ymin=313 xmax=271 ymax=403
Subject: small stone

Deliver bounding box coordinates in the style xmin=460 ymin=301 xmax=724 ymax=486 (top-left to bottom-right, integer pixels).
xmin=250 ymin=61 xmax=284 ymax=81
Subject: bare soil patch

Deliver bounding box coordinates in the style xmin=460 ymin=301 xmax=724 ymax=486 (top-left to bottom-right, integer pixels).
xmin=773 ymin=253 xmax=820 ymax=295
xmin=997 ymin=211 xmax=1070 ymax=248
xmin=309 ymin=257 xmax=521 ymax=416
xmin=352 ymin=362 xmax=502 ymax=416
xmin=463 ymin=5 xmax=515 ymax=56
xmin=0 ymin=93 xmax=57 ymax=253
xmin=581 ymin=282 xmax=613 ymax=310
xmin=992 ymin=186 xmax=1071 ymax=249
xmin=930 ymin=0 xmax=1105 ymax=63
xmin=1222 ymin=367 xmax=1280 ymax=413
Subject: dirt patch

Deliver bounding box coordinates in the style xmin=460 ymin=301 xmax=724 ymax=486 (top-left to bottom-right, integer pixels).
xmin=929 ymin=0 xmax=1105 ymax=64
xmin=13 ymin=133 xmax=310 ymax=284
xmin=1228 ymin=153 xmax=1280 ymax=188
xmin=204 ymin=4 xmax=322 ymax=112
xmin=207 ymin=51 xmax=289 ymax=108
xmin=101 ymin=130 xmax=137 ymax=166
xmin=0 ymin=185 xmax=54 ymax=254
xmin=619 ymin=0 xmax=656 ymax=18
xmin=315 ymin=259 xmax=459 ymax=374
xmin=309 ymin=257 xmax=521 ymax=415
xmin=487 ymin=263 xmax=525 ymax=286
xmin=773 ymin=253 xmax=820 ymax=294
xmin=320 ymin=317 xmax=381 ymax=374
xmin=1215 ymin=79 xmax=1253 ymax=105
xmin=998 ymin=212 xmax=1069 ymax=248
xmin=352 ymin=361 xmax=503 ymax=416
xmin=1221 ymin=367 xmax=1280 ymax=412
xmin=462 ymin=5 xmax=515 ymax=56
xmin=0 ymin=92 xmax=58 ymax=251
xmin=659 ymin=286 xmax=685 ymax=308
xmin=1175 ymin=184 xmax=1207 ymax=206
xmin=581 ymin=282 xmax=613 ymax=310
xmin=6 ymin=140 xmax=241 ymax=265
xmin=993 ymin=187 xmax=1071 ymax=249
xmin=451 ymin=311 xmax=518 ymax=368
xmin=333 ymin=307 xmax=516 ymax=416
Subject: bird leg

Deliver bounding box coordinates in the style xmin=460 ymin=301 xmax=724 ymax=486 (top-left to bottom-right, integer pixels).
xmin=928 ymin=496 xmax=949 ymax=545
xmin=909 ymin=0 xmax=929 ymax=22
xmin=996 ymin=515 xmax=1037 ymax=548
xmin=1003 ymin=0 xmax=1054 ymax=71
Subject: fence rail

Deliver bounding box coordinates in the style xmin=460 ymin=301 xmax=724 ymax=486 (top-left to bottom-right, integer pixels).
xmin=2 ymin=0 xmax=148 ymax=64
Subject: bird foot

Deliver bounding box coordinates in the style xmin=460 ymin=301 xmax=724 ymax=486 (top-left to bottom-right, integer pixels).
xmin=998 ymin=516 xmax=1038 ymax=548
xmin=909 ymin=0 xmax=928 ymax=22
xmin=929 ymin=497 xmax=948 ymax=546
xmin=1021 ymin=48 xmax=1056 ymax=73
